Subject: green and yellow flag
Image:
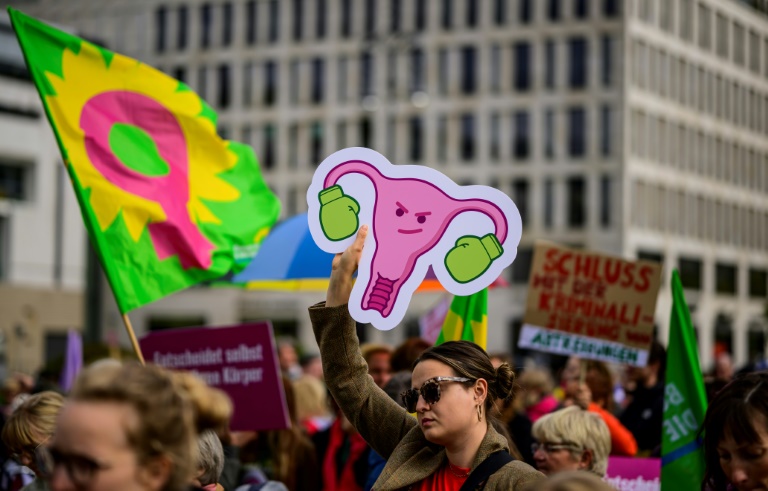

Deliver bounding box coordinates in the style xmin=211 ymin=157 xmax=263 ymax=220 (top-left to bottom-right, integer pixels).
xmin=661 ymin=270 xmax=708 ymax=489
xmin=435 ymin=288 xmax=488 ymax=349
xmin=9 ymin=9 xmax=280 ymax=313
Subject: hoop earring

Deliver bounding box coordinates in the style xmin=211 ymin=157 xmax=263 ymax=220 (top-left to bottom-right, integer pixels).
xmin=476 ymin=404 xmax=482 ymax=422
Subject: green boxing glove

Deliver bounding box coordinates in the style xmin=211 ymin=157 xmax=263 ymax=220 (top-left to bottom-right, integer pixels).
xmin=444 ymin=233 xmax=503 ymax=283
xmin=318 ymin=185 xmax=360 ymax=241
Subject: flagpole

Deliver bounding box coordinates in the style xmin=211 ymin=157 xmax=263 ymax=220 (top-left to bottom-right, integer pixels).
xmin=122 ymin=314 xmax=145 ymax=365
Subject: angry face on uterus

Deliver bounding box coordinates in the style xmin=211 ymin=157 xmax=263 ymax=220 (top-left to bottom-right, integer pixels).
xmin=307 ymin=147 xmax=523 ymax=331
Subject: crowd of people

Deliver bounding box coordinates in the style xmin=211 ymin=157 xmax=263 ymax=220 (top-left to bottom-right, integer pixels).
xmin=0 ymin=227 xmax=765 ymax=491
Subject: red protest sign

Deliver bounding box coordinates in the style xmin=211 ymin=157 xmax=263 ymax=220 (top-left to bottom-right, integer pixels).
xmin=140 ymin=322 xmax=290 ymax=431
xmin=518 ymin=242 xmax=662 ymax=366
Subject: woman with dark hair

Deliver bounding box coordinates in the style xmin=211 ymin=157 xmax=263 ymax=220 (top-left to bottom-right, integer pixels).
xmin=309 ymin=227 xmax=543 ymax=490
xmin=701 ymin=371 xmax=768 ymax=491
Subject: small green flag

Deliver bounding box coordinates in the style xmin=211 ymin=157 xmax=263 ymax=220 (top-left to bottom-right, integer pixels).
xmin=661 ymin=270 xmax=708 ymax=489
xmin=435 ymin=288 xmax=488 ymax=349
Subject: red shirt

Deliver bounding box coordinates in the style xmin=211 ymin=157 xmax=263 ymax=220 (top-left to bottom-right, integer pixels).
xmin=412 ymin=462 xmax=470 ymax=491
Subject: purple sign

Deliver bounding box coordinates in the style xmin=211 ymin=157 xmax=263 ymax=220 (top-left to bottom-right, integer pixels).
xmin=605 ymin=456 xmax=660 ymax=491
xmin=140 ymin=322 xmax=290 ymax=431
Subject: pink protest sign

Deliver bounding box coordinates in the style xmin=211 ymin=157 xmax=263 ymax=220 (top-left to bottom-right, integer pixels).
xmin=307 ymin=147 xmax=523 ymax=331
xmin=140 ymin=322 xmax=289 ymax=431
xmin=604 ymin=456 xmax=660 ymax=491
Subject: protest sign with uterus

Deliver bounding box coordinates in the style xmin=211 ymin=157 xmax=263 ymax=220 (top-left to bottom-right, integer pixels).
xmin=307 ymin=148 xmax=522 ymax=331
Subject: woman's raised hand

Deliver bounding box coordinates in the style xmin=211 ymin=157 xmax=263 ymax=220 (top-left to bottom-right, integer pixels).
xmin=326 ymin=225 xmax=368 ymax=307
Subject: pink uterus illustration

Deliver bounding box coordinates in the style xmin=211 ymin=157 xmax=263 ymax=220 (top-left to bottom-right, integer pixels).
xmin=322 ymin=160 xmax=508 ymax=319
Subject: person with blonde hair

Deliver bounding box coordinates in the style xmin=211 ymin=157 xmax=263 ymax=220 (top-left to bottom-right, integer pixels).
xmin=42 ymin=362 xmax=232 ymax=491
xmin=292 ymin=376 xmax=332 ymax=436
xmin=524 ymin=470 xmax=617 ymax=491
xmin=2 ymin=390 xmax=65 ymax=490
xmin=531 ymin=406 xmax=611 ymax=477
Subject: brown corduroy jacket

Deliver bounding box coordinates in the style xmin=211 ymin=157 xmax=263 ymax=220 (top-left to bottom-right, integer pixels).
xmin=309 ymin=302 xmax=545 ymax=491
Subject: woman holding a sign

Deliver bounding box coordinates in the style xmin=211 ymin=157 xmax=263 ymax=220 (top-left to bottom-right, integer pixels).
xmin=309 ymin=226 xmax=543 ymax=490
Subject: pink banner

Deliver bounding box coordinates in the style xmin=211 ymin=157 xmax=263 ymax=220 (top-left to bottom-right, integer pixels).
xmin=605 ymin=456 xmax=660 ymax=491
xmin=140 ymin=322 xmax=289 ymax=431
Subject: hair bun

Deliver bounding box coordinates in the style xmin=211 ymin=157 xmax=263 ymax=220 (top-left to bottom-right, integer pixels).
xmin=172 ymin=372 xmax=233 ymax=434
xmin=493 ymin=362 xmax=516 ymax=403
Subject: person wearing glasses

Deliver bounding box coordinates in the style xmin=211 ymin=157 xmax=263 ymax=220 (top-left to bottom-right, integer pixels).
xmin=530 ymin=406 xmax=611 ymax=477
xmin=309 ymin=226 xmax=543 ymax=490
xmin=41 ymin=363 xmax=232 ymax=491
xmin=1 ymin=391 xmax=64 ymax=490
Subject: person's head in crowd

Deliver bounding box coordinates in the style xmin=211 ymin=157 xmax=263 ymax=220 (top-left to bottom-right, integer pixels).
xmin=390 ymin=337 xmax=431 ymax=373
xmin=2 ymin=390 xmax=65 ymax=476
xmin=46 ymin=362 xmax=232 ymax=491
xmin=277 ymin=338 xmax=302 ymax=381
xmin=524 ymin=470 xmax=618 ymax=491
xmin=714 ymin=352 xmax=735 ymax=382
xmin=585 ymin=360 xmax=615 ymax=412
xmin=701 ymin=371 xmax=768 ymax=491
xmin=191 ymin=430 xmax=224 ymax=491
xmin=625 ymin=340 xmax=666 ymax=389
xmin=292 ymin=375 xmax=331 ymax=435
xmin=531 ymin=406 xmax=611 ymax=477
xmin=404 ymin=340 xmax=516 ymax=449
xmin=299 ymin=353 xmax=324 ymax=380
xmin=488 ymin=353 xmax=514 ymax=370
xmin=519 ymin=369 xmax=555 ymax=408
xmin=383 ymin=371 xmax=411 ymax=408
xmin=361 ymin=343 xmax=393 ymax=389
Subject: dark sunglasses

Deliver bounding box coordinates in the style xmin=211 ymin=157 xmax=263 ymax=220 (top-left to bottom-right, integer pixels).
xmin=401 ymin=376 xmax=474 ymax=413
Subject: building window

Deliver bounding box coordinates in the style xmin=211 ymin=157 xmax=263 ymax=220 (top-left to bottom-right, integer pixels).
xmin=490 ymin=45 xmax=501 ymax=93
xmin=0 ymin=216 xmax=7 ymax=280
xmin=513 ymin=111 xmax=530 ymax=160
xmin=567 ymin=177 xmax=586 ymax=227
xmin=410 ymin=48 xmax=425 ymax=92
xmin=568 ymin=37 xmax=588 ymax=88
xmin=568 ymin=107 xmax=587 ymax=157
xmin=409 ymin=116 xmax=423 ymax=162
xmin=217 ymin=64 xmax=231 ymax=109
xmin=341 ymin=0 xmax=352 ymax=37
xmin=287 ymin=124 xmax=298 ymax=168
xmin=543 ymin=178 xmax=554 ymax=228
xmin=155 ymin=6 xmax=167 ymax=53
xmin=679 ymin=257 xmax=702 ymax=290
xmin=246 ymin=1 xmax=257 ymax=44
xmin=519 ymin=0 xmax=532 ymax=23
xmin=172 ymin=66 xmax=186 ymax=83
xmin=359 ymin=117 xmax=372 ymax=147
xmin=600 ymin=105 xmax=612 ymax=156
xmin=460 ymin=46 xmax=477 ymax=94
xmin=391 ymin=0 xmax=401 ymax=32
xmin=0 ymin=161 xmax=29 ymax=201
xmin=268 ymin=0 xmax=280 ymax=43
xmin=494 ymin=0 xmax=507 ymax=25
xmin=749 ymin=268 xmax=767 ymax=298
xmin=574 ymin=0 xmax=588 ymax=18
xmin=512 ymin=248 xmax=533 ymax=283
xmin=716 ymin=13 xmax=728 ymax=60
xmin=316 ymin=0 xmax=327 ymax=38
xmin=603 ymin=0 xmax=619 ymax=17
xmin=310 ymin=122 xmax=323 ymax=164
xmin=365 ymin=0 xmax=377 ymax=35
xmin=512 ymin=179 xmax=529 ymax=224
xmin=177 ymin=6 xmax=188 ymax=50
xmin=264 ymin=60 xmax=277 ymax=106
xmin=415 ymin=0 xmax=428 ymax=30
xmin=263 ymin=124 xmax=276 ymax=169
xmin=513 ymin=42 xmax=531 ymax=91
xmin=311 ymin=58 xmax=324 ymax=104
xmin=600 ymin=174 xmax=611 ymax=227
xmin=361 ymin=51 xmax=374 ymax=97
xmin=337 ymin=57 xmax=348 ymax=102
xmin=601 ymin=35 xmax=613 ymax=87
xmin=698 ymin=4 xmax=710 ymax=51
xmin=489 ymin=113 xmax=501 ymax=161
xmin=200 ymin=3 xmax=212 ymax=49
xmin=460 ymin=114 xmax=475 ymax=161
xmin=545 ymin=39 xmax=556 ymax=89
xmin=544 ymin=109 xmax=555 ymax=159
xmin=548 ymin=0 xmax=560 ymax=21
xmin=467 ymin=0 xmax=479 ymax=27
xmin=289 ymin=60 xmax=301 ymax=104
xmin=437 ymin=115 xmax=448 ymax=161
xmin=222 ymin=2 xmax=233 ymax=46
xmin=293 ymin=0 xmax=304 ymax=41
xmin=638 ymin=250 xmax=663 ymax=265
xmin=336 ymin=121 xmax=347 ymax=149
xmin=197 ymin=65 xmax=208 ymax=100
xmin=715 ymin=263 xmax=737 ymax=295
xmin=442 ymin=0 xmax=453 ymax=29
